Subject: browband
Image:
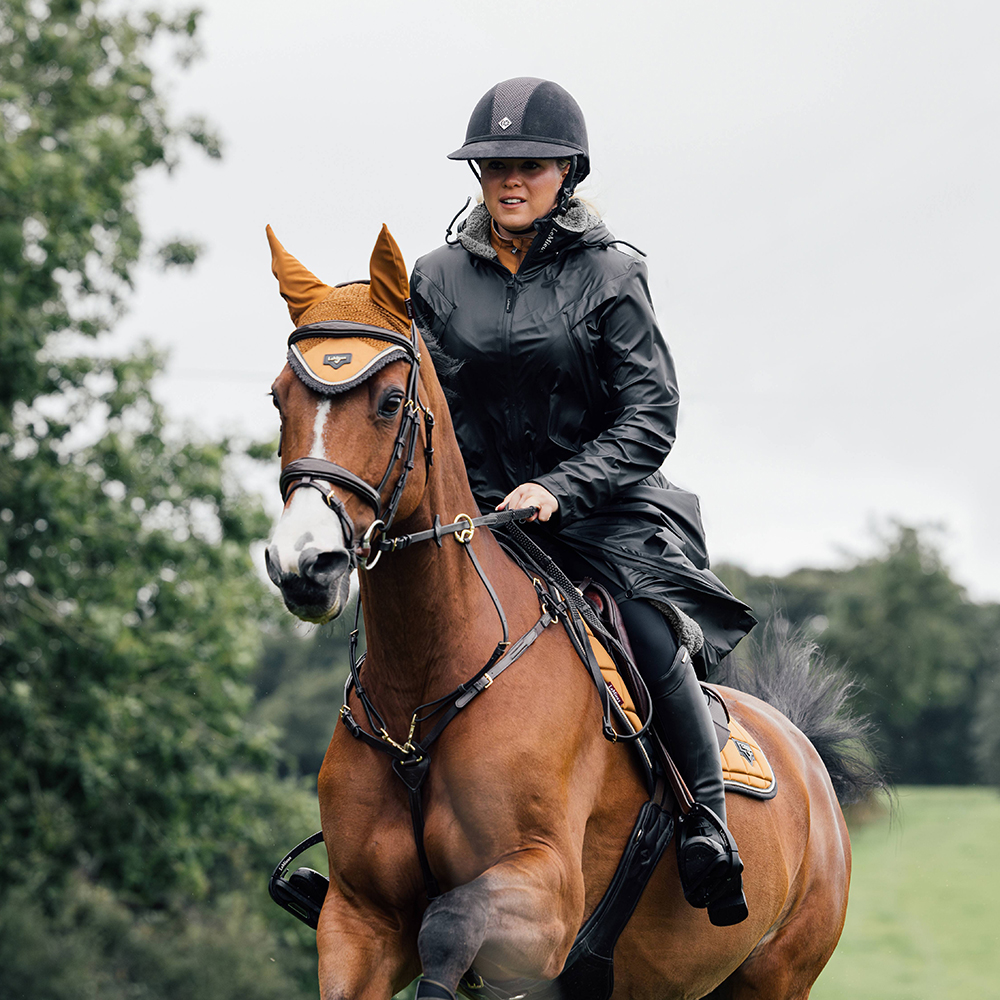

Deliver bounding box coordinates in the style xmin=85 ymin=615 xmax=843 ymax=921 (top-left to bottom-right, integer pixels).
xmin=287 ymin=321 xmax=418 ymax=397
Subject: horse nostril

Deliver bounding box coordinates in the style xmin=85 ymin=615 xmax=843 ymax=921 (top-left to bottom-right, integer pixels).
xmin=299 ymin=547 xmax=350 ymax=586
xmin=264 ymin=545 xmax=283 ymax=587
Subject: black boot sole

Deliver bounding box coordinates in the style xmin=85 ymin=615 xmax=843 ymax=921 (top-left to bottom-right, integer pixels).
xmin=708 ymin=882 xmax=749 ymax=926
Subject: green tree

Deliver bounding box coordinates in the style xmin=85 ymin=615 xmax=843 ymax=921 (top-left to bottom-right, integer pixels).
xmin=970 ymin=605 xmax=1000 ymax=790
xmin=0 ymin=0 xmax=217 ymax=420
xmin=0 ymin=2 xmax=323 ymax=996
xmin=0 ymin=0 xmax=313 ymax=910
xmin=251 ymin=617 xmax=355 ymax=778
xmin=718 ymin=525 xmax=1000 ymax=784
xmin=0 ymin=350 xmax=318 ymax=904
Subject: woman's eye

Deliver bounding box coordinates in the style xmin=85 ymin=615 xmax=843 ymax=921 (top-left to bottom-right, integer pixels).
xmin=486 ymin=161 xmax=505 ymax=171
xmin=378 ymin=394 xmax=403 ymax=417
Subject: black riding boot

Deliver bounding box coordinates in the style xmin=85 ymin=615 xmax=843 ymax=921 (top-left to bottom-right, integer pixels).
xmin=618 ymin=600 xmax=748 ymax=926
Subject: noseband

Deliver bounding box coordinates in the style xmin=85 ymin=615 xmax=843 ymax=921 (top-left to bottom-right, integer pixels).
xmin=278 ymin=312 xmax=435 ymax=568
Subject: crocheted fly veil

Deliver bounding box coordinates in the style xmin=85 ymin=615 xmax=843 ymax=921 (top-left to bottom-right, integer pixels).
xmin=266 ymin=223 xmax=413 ymax=393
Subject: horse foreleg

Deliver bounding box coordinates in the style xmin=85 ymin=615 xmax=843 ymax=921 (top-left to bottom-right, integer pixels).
xmin=316 ymin=891 xmax=417 ymax=1000
xmin=415 ymin=849 xmax=584 ymax=999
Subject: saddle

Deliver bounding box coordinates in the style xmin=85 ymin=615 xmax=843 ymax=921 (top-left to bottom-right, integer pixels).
xmin=582 ymin=580 xmax=775 ymax=801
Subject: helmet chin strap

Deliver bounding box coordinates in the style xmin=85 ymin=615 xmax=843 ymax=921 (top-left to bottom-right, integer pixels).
xmin=556 ymin=155 xmax=579 ymax=215
xmin=480 ymin=153 xmax=580 ymax=238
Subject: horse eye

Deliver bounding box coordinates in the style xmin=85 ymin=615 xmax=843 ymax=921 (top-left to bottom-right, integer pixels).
xmin=270 ymin=390 xmax=280 ymax=410
xmin=378 ymin=392 xmax=403 ymax=418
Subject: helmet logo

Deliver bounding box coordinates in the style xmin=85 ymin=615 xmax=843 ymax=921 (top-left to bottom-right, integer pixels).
xmin=498 ymin=116 xmax=512 ymax=131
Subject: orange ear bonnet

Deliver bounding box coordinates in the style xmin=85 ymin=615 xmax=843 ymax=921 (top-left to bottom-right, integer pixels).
xmin=288 ymin=323 xmax=411 ymax=395
xmin=268 ymin=224 xmax=416 ymax=395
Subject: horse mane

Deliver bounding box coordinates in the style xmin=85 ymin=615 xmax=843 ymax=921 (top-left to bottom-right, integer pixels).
xmin=715 ymin=617 xmax=890 ymax=807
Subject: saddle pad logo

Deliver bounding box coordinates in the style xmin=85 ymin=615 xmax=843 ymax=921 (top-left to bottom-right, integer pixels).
xmin=733 ymin=739 xmax=756 ymax=765
xmin=323 ymin=353 xmax=353 ymax=370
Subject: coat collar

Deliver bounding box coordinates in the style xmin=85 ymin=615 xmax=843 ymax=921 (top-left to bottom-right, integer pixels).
xmin=457 ymin=201 xmax=606 ymax=271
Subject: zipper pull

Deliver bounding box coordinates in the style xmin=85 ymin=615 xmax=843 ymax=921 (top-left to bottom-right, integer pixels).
xmin=505 ymin=285 xmax=514 ymax=313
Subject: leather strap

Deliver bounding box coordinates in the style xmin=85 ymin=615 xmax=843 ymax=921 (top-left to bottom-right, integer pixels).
xmin=280 ymin=457 xmax=382 ymax=516
xmin=392 ymin=755 xmax=440 ymax=899
xmin=340 ymin=607 xmax=556 ymax=898
xmin=377 ymin=505 xmax=539 ymax=554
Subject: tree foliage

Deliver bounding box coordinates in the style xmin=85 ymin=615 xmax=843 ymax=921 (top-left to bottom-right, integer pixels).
xmin=0 ymin=0 xmax=217 ymax=418
xmin=0 ymin=2 xmax=324 ymax=996
xmin=717 ymin=525 xmax=1000 ymax=785
xmin=251 ymin=618 xmax=354 ymax=778
xmin=0 ymin=347 xmax=320 ymax=905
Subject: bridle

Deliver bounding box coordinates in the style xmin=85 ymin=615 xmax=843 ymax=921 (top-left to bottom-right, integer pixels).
xmin=277 ymin=310 xmax=435 ymax=569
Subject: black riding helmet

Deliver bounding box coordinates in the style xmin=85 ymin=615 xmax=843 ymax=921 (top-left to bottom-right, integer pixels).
xmin=449 ymin=77 xmax=590 ymax=214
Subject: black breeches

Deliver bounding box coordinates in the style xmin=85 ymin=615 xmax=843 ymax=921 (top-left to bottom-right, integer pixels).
xmin=616 ymin=597 xmax=682 ymax=698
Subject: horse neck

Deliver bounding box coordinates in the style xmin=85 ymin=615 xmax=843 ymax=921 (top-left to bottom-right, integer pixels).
xmin=356 ymin=375 xmax=515 ymax=721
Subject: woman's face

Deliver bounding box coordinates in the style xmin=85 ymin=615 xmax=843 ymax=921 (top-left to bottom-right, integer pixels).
xmin=479 ymin=158 xmax=571 ymax=235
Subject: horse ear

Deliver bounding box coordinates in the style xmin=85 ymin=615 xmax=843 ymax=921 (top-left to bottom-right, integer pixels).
xmin=266 ymin=225 xmax=335 ymax=326
xmin=369 ymin=224 xmax=411 ymax=329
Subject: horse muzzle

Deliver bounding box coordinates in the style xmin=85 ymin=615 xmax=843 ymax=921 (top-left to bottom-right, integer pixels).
xmin=265 ymin=489 xmax=356 ymax=623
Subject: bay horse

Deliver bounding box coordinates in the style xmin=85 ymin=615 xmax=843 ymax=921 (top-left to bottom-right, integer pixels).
xmin=263 ymin=223 xmax=873 ymax=1000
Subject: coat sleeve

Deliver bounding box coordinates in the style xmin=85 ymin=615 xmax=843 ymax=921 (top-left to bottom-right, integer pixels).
xmin=533 ymin=260 xmax=679 ymax=526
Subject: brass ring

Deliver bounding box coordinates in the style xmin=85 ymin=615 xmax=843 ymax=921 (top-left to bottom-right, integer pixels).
xmin=359 ymin=519 xmax=386 ymax=570
xmin=453 ymin=513 xmax=475 ymax=545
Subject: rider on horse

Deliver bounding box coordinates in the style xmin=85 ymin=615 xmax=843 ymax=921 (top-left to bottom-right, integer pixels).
xmin=409 ymin=77 xmax=757 ymax=927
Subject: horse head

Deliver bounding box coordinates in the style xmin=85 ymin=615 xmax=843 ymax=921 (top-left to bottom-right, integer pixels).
xmin=264 ymin=224 xmax=434 ymax=623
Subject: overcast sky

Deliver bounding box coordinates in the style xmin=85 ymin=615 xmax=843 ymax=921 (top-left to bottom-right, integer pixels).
xmin=113 ymin=0 xmax=1000 ymax=600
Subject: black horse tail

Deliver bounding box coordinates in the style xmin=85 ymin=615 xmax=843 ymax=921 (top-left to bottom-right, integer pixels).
xmin=715 ymin=618 xmax=889 ymax=806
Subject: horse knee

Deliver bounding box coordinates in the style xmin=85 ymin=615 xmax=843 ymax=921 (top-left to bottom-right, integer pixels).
xmin=418 ymin=882 xmax=492 ymax=981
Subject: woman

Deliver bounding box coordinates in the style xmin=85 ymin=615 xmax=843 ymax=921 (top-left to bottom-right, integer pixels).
xmin=410 ymin=78 xmax=756 ymax=926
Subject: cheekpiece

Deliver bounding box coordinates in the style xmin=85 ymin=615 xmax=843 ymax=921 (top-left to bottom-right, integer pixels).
xmin=287 ymin=321 xmax=412 ymax=395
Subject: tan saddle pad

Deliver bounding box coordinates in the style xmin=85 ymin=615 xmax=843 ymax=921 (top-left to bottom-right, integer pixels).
xmin=586 ymin=626 xmax=777 ymax=799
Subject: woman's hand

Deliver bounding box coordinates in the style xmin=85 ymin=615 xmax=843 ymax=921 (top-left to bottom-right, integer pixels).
xmin=497 ymin=483 xmax=559 ymax=522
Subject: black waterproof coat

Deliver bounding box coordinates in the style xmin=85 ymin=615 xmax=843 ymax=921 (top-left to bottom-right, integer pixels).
xmin=411 ymin=203 xmax=755 ymax=674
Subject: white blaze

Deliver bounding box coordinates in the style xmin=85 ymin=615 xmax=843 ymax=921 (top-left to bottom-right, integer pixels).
xmin=268 ymin=398 xmax=346 ymax=576
xmin=311 ymin=399 xmax=330 ymax=457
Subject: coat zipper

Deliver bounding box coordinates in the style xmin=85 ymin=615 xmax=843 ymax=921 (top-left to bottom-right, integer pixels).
xmin=501 ymin=277 xmax=519 ymax=467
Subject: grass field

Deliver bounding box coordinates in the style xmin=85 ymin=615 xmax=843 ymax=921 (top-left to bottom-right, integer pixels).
xmin=811 ymin=786 xmax=1000 ymax=1000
